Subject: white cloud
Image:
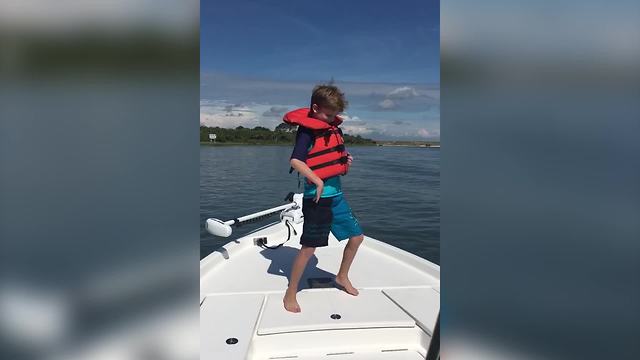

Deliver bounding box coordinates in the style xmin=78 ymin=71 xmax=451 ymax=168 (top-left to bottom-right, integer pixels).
xmin=340 ymin=114 xmax=361 ymax=122
xmin=200 ymin=110 xmax=259 ymax=128
xmin=335 ymin=113 xmax=371 ymax=135
xmin=415 ymin=128 xmax=440 ymax=138
xmin=262 ymin=106 xmax=289 ymax=117
xmin=378 ymin=99 xmax=396 ymax=109
xmin=387 ymin=86 xmax=419 ymax=99
xmin=199 ymin=74 xmax=440 ymax=140
xmin=342 ymin=125 xmax=374 ymax=136
xmin=200 ymin=101 xmax=296 ymax=129
xmin=201 ymin=72 xmax=439 ymax=101
xmin=373 ymin=86 xmax=438 ymax=112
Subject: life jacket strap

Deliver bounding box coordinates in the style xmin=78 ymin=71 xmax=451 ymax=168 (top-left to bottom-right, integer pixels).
xmin=307 ymin=144 xmax=346 ymax=159
xmin=313 ymin=128 xmax=340 ymax=138
xmin=309 ymin=156 xmax=349 ymax=171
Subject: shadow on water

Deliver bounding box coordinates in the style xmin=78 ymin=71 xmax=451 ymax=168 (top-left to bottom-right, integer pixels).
xmin=258 ymin=246 xmax=337 ymax=291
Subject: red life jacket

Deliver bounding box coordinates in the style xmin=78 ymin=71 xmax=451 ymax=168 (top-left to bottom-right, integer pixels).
xmin=283 ymin=108 xmax=348 ymax=181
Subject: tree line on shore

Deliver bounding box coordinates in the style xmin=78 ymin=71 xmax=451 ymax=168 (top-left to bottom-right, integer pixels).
xmin=199 ymin=124 xmax=376 ymax=145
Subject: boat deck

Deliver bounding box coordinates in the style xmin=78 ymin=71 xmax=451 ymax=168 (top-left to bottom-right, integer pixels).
xmin=200 ymin=220 xmax=440 ymax=360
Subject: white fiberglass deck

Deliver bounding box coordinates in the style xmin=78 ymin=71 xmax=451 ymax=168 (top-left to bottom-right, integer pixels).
xmin=201 ymin=221 xmax=439 ymax=297
xmin=258 ymin=289 xmax=415 ymax=335
xmin=201 ymin=215 xmax=440 ymax=360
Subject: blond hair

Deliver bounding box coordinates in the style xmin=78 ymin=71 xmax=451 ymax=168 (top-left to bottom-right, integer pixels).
xmin=310 ymin=84 xmax=348 ymax=112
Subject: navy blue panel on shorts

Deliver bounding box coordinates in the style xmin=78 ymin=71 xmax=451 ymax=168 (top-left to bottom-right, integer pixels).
xmin=300 ymin=197 xmax=333 ymax=247
xmin=300 ymin=194 xmax=363 ymax=247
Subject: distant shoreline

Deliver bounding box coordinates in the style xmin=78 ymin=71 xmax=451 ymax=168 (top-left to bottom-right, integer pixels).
xmin=376 ymin=143 xmax=440 ymax=148
xmin=200 ymin=141 xmax=439 ymax=148
xmin=200 ymin=126 xmax=377 ymax=146
xmin=200 ymin=142 xmax=377 ymax=146
xmin=200 ymin=126 xmax=439 ymax=148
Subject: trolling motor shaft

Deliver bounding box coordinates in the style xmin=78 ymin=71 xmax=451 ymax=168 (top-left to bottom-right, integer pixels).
xmin=205 ymin=193 xmax=301 ymax=237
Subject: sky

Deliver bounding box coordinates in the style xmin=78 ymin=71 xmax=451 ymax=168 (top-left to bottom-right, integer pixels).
xmin=201 ymin=0 xmax=440 ymax=140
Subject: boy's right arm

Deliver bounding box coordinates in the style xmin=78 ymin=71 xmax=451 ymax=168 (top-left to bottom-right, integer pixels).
xmin=290 ymin=158 xmax=324 ymax=203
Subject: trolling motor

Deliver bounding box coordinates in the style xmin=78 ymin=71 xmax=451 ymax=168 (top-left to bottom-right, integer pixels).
xmin=205 ymin=192 xmax=302 ymax=237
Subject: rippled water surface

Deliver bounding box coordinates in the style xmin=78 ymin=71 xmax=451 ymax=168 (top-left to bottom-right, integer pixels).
xmin=201 ymin=145 xmax=440 ymax=264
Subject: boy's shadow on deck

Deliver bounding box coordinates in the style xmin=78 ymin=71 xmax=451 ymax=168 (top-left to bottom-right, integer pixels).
xmin=259 ymin=246 xmax=336 ymax=292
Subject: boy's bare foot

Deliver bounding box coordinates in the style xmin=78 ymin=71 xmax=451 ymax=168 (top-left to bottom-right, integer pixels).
xmin=335 ymin=276 xmax=359 ymax=296
xmin=283 ymin=290 xmax=301 ymax=313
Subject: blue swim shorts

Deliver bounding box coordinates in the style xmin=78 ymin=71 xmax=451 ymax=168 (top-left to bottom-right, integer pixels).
xmin=300 ymin=194 xmax=363 ymax=247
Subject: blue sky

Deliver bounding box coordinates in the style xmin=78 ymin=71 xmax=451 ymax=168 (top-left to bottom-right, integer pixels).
xmin=201 ymin=0 xmax=440 ymax=140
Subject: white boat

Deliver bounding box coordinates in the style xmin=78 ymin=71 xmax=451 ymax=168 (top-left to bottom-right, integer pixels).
xmin=201 ymin=193 xmax=440 ymax=360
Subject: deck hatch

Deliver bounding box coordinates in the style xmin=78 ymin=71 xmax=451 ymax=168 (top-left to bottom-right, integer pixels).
xmin=258 ymin=289 xmax=415 ymax=335
xmin=201 ymin=294 xmax=264 ymax=360
xmin=382 ymin=287 xmax=439 ymax=335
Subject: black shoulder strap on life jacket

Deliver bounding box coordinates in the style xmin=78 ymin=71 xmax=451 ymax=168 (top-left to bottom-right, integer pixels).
xmin=309 ymin=155 xmax=349 ymax=170
xmin=307 ymin=144 xmax=346 ymax=159
xmin=313 ymin=128 xmax=340 ymax=138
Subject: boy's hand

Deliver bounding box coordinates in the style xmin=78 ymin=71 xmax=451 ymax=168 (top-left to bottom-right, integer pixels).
xmin=345 ymin=153 xmax=353 ymax=174
xmin=290 ymin=158 xmax=324 ymax=202
xmin=314 ymin=180 xmax=324 ymax=203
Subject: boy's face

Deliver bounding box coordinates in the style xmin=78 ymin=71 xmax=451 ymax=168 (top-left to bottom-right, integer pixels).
xmin=311 ymin=104 xmax=339 ymax=123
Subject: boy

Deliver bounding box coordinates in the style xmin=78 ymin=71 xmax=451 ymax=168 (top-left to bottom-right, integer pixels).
xmin=282 ymin=84 xmax=364 ymax=313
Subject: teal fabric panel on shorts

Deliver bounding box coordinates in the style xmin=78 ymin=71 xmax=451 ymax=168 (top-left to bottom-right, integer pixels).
xmin=330 ymin=194 xmax=363 ymax=241
xmin=303 ymin=175 xmax=342 ymax=199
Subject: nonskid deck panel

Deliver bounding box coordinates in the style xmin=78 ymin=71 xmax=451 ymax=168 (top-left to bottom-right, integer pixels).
xmin=257 ymin=289 xmax=415 ymax=335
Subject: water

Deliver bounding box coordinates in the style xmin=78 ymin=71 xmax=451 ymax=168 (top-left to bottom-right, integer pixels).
xmin=200 ymin=145 xmax=440 ymax=264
